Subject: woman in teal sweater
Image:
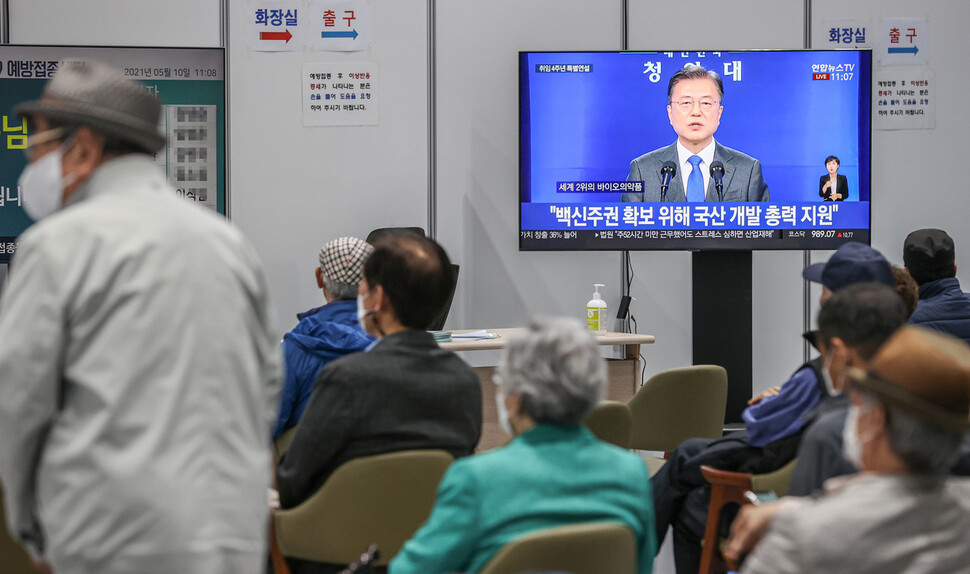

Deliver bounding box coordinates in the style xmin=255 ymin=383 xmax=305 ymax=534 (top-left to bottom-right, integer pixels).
xmin=391 ymin=317 xmax=656 ymax=574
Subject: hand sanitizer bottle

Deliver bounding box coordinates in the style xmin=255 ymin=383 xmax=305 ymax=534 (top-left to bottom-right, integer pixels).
xmin=586 ymin=284 xmax=608 ymax=334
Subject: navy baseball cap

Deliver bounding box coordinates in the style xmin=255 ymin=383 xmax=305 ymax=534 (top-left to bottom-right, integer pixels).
xmin=802 ymin=242 xmax=894 ymax=292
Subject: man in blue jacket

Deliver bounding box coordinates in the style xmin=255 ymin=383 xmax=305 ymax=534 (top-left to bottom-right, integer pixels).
xmin=904 ymin=228 xmax=970 ymax=345
xmin=273 ymin=237 xmax=375 ymax=438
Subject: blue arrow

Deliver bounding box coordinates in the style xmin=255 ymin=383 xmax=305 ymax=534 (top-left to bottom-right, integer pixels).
xmin=888 ymin=45 xmax=918 ymax=55
xmin=321 ymin=29 xmax=358 ymax=39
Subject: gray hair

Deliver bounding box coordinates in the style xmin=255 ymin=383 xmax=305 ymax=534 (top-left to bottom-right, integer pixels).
xmin=495 ymin=317 xmax=607 ymax=425
xmin=321 ymin=273 xmax=359 ymax=300
xmin=885 ymin=403 xmax=964 ymax=474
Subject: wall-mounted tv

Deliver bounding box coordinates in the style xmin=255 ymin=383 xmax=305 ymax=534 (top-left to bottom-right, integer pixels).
xmin=519 ymin=50 xmax=872 ymax=251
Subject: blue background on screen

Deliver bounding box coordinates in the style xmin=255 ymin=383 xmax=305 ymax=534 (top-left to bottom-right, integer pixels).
xmin=520 ymin=51 xmax=871 ymax=204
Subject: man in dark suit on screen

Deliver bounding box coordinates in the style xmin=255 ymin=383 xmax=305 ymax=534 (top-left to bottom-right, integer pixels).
xmin=621 ymin=64 xmax=769 ymax=203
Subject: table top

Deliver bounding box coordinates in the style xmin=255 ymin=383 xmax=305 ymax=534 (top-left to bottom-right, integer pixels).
xmin=438 ymin=328 xmax=655 ymax=351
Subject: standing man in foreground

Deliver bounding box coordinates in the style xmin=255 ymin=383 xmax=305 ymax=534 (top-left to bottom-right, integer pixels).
xmin=0 ymin=60 xmax=280 ymax=574
xmin=621 ymin=65 xmax=768 ymax=202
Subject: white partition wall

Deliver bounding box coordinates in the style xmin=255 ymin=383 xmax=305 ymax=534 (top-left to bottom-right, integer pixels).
xmin=6 ymin=0 xmax=970 ymax=375
xmin=226 ymin=0 xmax=430 ymax=332
xmin=434 ymin=1 xmax=625 ymax=361
xmin=9 ymin=0 xmax=221 ymax=47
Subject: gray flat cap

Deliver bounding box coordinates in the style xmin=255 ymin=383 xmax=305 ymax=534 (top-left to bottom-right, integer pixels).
xmin=15 ymin=59 xmax=166 ymax=153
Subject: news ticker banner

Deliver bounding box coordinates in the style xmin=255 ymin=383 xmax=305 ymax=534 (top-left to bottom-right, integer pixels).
xmin=520 ymin=201 xmax=870 ymax=251
xmin=0 ymin=46 xmax=225 ymax=263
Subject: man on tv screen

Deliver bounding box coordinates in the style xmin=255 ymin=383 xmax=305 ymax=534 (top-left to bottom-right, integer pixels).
xmin=621 ymin=64 xmax=769 ymax=203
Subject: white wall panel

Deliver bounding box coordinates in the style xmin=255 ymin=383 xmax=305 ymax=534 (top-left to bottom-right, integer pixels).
xmin=435 ymin=1 xmax=628 ymax=361
xmin=227 ymin=0 xmax=428 ymax=334
xmin=10 ymin=0 xmax=221 ymax=47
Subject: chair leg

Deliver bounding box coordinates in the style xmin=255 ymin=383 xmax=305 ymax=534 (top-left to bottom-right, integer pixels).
xmin=698 ymin=489 xmax=723 ymax=574
xmin=269 ymin=516 xmax=291 ymax=574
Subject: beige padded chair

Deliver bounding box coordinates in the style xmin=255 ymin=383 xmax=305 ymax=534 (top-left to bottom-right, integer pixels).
xmin=582 ymin=400 xmax=633 ymax=449
xmin=627 ymin=365 xmax=728 ymax=476
xmin=0 ymin=483 xmax=44 ymax=574
xmin=478 ymin=522 xmax=637 ymax=574
xmin=271 ymin=449 xmax=453 ymax=568
xmin=273 ymin=426 xmax=298 ymax=462
xmin=698 ymin=458 xmax=798 ymax=574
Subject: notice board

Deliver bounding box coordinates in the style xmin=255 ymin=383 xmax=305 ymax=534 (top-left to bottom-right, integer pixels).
xmin=0 ymin=46 xmax=226 ymax=263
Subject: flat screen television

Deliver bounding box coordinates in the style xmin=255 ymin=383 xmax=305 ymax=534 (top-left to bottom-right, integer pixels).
xmin=519 ymin=50 xmax=872 ymax=251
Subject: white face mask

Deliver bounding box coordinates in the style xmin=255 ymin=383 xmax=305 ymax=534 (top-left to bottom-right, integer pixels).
xmin=821 ymin=351 xmax=838 ymax=397
xmin=842 ymin=403 xmax=875 ymax=469
xmin=356 ymin=293 xmax=371 ymax=332
xmin=18 ymin=143 xmax=76 ymax=222
xmin=495 ymin=388 xmax=514 ymax=437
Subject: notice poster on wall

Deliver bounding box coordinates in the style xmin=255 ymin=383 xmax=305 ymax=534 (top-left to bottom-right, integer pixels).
xmin=0 ymin=46 xmax=226 ymax=263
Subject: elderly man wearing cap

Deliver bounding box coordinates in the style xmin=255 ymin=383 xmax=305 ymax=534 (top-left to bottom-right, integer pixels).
xmin=903 ymin=228 xmax=970 ymax=345
xmin=0 ymin=60 xmax=280 ymax=574
xmin=651 ymin=241 xmax=896 ymax=574
xmin=726 ymin=326 xmax=970 ymax=573
xmin=273 ymin=237 xmax=376 ymax=439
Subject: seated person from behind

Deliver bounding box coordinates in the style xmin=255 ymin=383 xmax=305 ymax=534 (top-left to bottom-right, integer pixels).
xmin=727 ymin=326 xmax=970 ymax=573
xmin=276 ymin=233 xmax=483 ymax=509
xmin=391 ymin=317 xmax=657 ymax=574
xmin=903 ymin=228 xmax=970 ymax=344
xmin=651 ymin=241 xmax=895 ymax=574
xmin=786 ymin=282 xmax=909 ymax=496
xmin=273 ymin=236 xmax=375 ymax=439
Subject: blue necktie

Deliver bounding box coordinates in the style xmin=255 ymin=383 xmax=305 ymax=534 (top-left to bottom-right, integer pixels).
xmin=687 ymin=155 xmax=705 ymax=202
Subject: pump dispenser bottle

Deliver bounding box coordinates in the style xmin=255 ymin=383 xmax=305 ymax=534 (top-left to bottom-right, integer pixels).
xmin=586 ymin=284 xmax=608 ymax=334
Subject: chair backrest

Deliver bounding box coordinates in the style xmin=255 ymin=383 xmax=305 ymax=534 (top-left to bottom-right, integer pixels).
xmin=273 ymin=426 xmax=298 ymax=462
xmin=478 ymin=522 xmax=637 ymax=574
xmin=750 ymin=457 xmax=798 ymax=498
xmin=365 ymin=227 xmax=425 ymax=244
xmin=582 ymin=401 xmax=633 ymax=449
xmin=627 ymin=365 xmax=728 ymax=452
xmin=0 ymin=483 xmax=45 ymax=574
xmin=427 ymin=264 xmax=459 ymax=331
xmin=274 ymin=449 xmax=453 ymax=566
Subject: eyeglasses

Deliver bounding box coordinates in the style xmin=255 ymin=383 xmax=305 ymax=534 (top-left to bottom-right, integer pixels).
xmin=23 ymin=127 xmax=67 ymax=161
xmin=671 ymin=98 xmax=720 ymax=113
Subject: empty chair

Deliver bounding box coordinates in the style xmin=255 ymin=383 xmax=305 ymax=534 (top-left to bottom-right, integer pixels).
xmin=627 ymin=365 xmax=728 ymax=474
xmin=271 ymin=450 xmax=453 ymax=570
xmin=478 ymin=522 xmax=637 ymax=574
xmin=582 ymin=400 xmax=633 ymax=449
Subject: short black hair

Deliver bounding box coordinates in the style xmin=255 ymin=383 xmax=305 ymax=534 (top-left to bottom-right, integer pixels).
xmin=817 ymin=282 xmax=907 ymax=360
xmin=667 ymin=65 xmax=724 ymax=103
xmin=825 ymin=155 xmax=840 ymax=166
xmin=363 ymin=233 xmax=453 ymax=330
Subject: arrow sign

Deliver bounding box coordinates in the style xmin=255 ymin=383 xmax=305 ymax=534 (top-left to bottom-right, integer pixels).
xmin=888 ymin=45 xmax=918 ymax=55
xmin=260 ymin=29 xmax=293 ymax=43
xmin=321 ymin=29 xmax=358 ymax=39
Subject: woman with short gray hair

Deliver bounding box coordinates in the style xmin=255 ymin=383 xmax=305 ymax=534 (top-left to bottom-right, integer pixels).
xmin=495 ymin=317 xmax=607 ymax=431
xmin=392 ymin=317 xmax=657 ymax=574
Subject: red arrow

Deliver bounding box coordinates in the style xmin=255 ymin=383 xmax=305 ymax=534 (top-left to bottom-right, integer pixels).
xmin=260 ymin=29 xmax=293 ymax=43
